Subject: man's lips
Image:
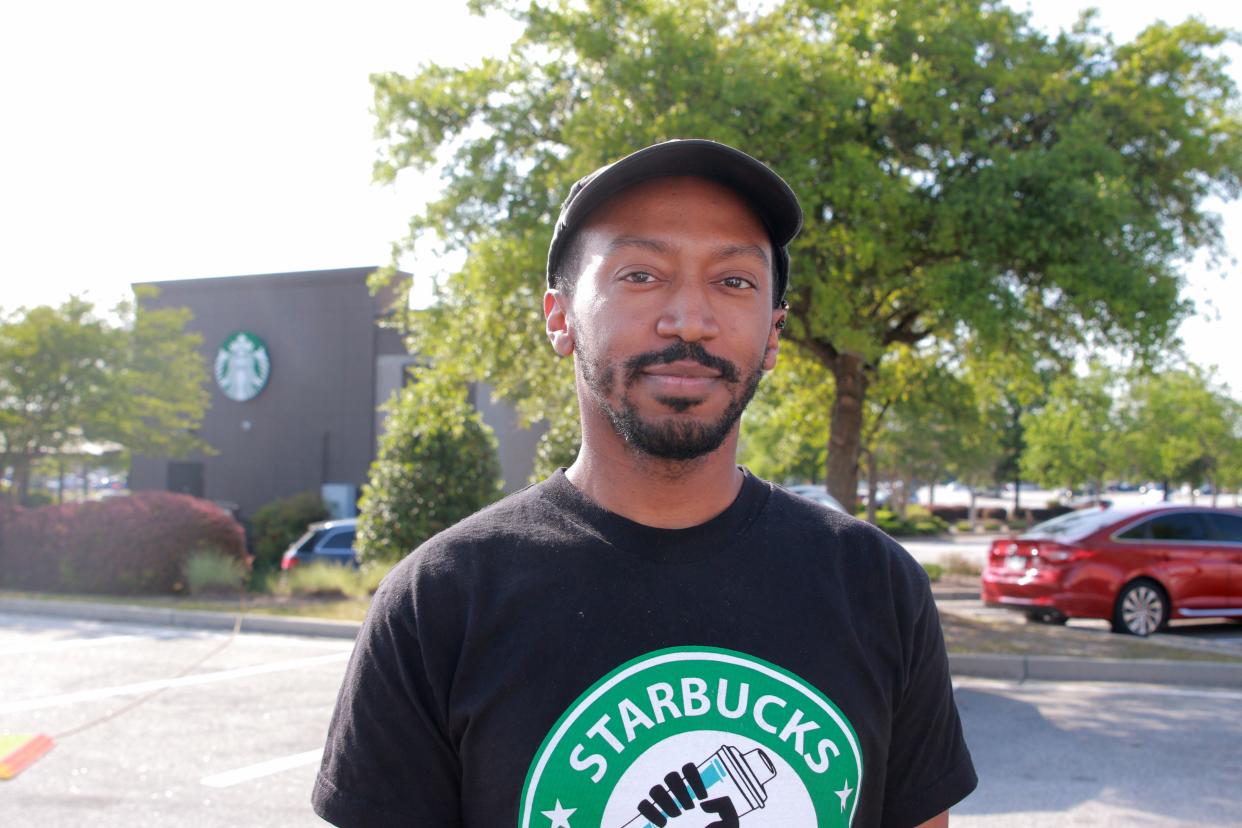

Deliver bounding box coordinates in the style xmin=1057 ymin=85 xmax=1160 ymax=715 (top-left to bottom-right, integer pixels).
xmin=639 ymin=361 xmax=721 ymax=394
xmin=641 ymin=361 xmax=722 ymax=379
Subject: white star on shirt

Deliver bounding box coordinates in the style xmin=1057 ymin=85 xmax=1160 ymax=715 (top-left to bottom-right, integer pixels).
xmin=542 ymin=799 xmax=576 ymax=828
xmin=836 ymin=778 xmax=854 ymax=812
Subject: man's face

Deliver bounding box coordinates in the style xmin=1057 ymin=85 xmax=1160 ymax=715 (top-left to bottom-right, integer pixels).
xmin=550 ymin=176 xmax=785 ymax=461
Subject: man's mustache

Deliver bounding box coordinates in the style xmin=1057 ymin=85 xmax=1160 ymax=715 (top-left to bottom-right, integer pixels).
xmin=622 ymin=341 xmax=741 ymax=385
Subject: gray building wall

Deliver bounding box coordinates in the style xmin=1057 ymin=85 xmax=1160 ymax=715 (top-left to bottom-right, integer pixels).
xmin=129 ymin=267 xmax=540 ymax=523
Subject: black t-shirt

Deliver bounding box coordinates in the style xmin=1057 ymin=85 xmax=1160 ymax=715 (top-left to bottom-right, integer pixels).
xmin=313 ymin=470 xmax=976 ymax=827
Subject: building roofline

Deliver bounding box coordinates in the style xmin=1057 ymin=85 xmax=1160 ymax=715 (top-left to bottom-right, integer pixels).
xmin=132 ymin=266 xmax=411 ymax=292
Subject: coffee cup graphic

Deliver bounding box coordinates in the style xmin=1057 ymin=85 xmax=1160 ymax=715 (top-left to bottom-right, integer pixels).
xmin=620 ymin=744 xmax=777 ymax=827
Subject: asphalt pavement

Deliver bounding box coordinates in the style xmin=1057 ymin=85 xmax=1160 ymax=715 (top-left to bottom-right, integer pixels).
xmin=4 ymin=611 xmax=1242 ymax=826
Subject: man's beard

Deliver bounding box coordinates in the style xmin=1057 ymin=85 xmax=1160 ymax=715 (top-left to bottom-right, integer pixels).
xmin=579 ymin=339 xmax=764 ymax=461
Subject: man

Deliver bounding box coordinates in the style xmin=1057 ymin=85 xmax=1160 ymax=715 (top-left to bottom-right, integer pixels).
xmin=313 ymin=139 xmax=976 ymax=827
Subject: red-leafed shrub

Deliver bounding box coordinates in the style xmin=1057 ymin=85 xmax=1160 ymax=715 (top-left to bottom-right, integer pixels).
xmin=0 ymin=492 xmax=246 ymax=595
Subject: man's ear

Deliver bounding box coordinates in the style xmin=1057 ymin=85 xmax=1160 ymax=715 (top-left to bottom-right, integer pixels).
xmin=544 ymin=289 xmax=575 ymax=357
xmin=763 ymin=306 xmax=786 ymax=371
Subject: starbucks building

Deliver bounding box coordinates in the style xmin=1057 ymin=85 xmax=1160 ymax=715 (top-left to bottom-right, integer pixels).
xmin=129 ymin=267 xmax=540 ymax=525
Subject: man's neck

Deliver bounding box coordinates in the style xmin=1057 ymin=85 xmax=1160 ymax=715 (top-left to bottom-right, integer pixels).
xmin=564 ymin=430 xmax=745 ymax=529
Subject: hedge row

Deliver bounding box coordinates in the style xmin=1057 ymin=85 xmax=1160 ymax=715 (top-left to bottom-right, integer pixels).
xmin=0 ymin=492 xmax=246 ymax=595
xmin=926 ymin=504 xmax=1075 ymax=524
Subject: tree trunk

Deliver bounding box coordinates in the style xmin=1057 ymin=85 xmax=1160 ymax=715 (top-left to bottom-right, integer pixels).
xmin=866 ymin=449 xmax=878 ymax=524
xmin=14 ymin=458 xmax=32 ymax=506
xmin=968 ymin=488 xmax=978 ymax=530
xmin=826 ymin=354 xmax=868 ymax=512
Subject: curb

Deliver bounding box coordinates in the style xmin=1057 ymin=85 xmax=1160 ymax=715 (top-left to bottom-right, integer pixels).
xmin=0 ymin=598 xmax=360 ymax=640
xmin=931 ymin=589 xmax=979 ymax=601
xmin=6 ymin=597 xmax=1242 ymax=689
xmin=949 ymin=653 xmax=1242 ymax=689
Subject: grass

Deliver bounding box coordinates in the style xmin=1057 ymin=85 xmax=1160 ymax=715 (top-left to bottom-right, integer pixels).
xmin=268 ymin=562 xmax=393 ymax=600
xmin=4 ymin=582 xmax=1241 ymax=663
xmin=184 ymin=550 xmax=246 ymax=595
xmin=939 ymin=611 xmax=1242 ymax=662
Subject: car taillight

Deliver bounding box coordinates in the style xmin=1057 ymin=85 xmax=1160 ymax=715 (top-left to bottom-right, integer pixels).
xmin=989 ymin=542 xmax=1017 ymax=561
xmin=1038 ymin=545 xmax=1092 ymax=565
xmin=281 ymin=555 xmax=299 ymax=570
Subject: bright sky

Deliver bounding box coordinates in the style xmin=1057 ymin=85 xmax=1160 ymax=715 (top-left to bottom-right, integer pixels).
xmin=2 ymin=0 xmax=1239 ymax=392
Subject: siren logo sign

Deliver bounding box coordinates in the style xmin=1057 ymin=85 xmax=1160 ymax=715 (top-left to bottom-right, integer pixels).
xmin=520 ymin=648 xmax=862 ymax=827
xmin=214 ymin=331 xmax=271 ymax=402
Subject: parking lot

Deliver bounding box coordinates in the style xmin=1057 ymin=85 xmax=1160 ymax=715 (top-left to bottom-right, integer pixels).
xmin=1 ymin=612 xmax=348 ymax=827
xmin=4 ymin=610 xmax=1242 ymax=826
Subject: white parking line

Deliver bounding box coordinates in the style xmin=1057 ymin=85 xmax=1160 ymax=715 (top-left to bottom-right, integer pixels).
xmin=201 ymin=749 xmax=324 ymax=788
xmin=953 ymin=676 xmax=1242 ymax=701
xmin=0 ymin=634 xmax=142 ymax=657
xmin=0 ymin=651 xmax=350 ymax=715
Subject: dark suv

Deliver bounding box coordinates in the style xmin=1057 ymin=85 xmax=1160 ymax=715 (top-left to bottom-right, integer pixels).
xmin=280 ymin=518 xmax=359 ymax=569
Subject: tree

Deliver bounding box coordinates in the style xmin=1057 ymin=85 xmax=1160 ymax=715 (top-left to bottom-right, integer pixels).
xmin=1122 ymin=368 xmax=1238 ymax=503
xmin=738 ymin=343 xmax=833 ymax=484
xmin=355 ymin=369 xmax=503 ymax=565
xmin=1020 ymin=365 xmax=1123 ymax=499
xmin=372 ymin=0 xmax=1242 ymax=507
xmin=0 ymin=292 xmax=209 ymax=505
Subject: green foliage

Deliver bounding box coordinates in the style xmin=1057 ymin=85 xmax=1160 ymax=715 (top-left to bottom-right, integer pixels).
xmin=922 ymin=562 xmax=944 ymax=582
xmin=739 ymin=343 xmax=833 ymax=482
xmin=0 ymin=292 xmax=209 ymax=505
xmin=859 ymin=506 xmax=949 ymax=537
xmin=370 ymin=0 xmax=1242 ymax=508
xmin=250 ymin=491 xmax=330 ymax=575
xmin=356 ymin=370 xmax=504 ymax=565
xmin=272 ymin=561 xmax=395 ymax=599
xmin=1021 ymin=364 xmax=1123 ymax=493
xmin=1122 ymin=368 xmax=1240 ymax=495
xmin=184 ymin=549 xmax=246 ymax=595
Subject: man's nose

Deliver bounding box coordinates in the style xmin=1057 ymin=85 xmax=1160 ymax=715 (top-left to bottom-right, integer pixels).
xmin=655 ymin=280 xmax=719 ymax=342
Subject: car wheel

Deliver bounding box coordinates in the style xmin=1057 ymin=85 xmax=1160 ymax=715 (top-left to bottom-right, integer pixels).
xmin=1025 ymin=609 xmax=1068 ymax=625
xmin=1111 ymin=580 xmax=1168 ymax=636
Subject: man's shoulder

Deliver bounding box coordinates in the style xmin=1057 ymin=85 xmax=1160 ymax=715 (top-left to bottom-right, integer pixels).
xmin=763 ymin=480 xmax=931 ymax=591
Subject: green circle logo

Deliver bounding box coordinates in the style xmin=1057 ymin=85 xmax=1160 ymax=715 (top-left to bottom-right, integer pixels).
xmin=214 ymin=331 xmax=271 ymax=402
xmin=520 ymin=647 xmax=863 ymax=827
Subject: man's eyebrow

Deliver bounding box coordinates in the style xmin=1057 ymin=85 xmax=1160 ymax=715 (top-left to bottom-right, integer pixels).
xmin=604 ymin=236 xmax=673 ymax=255
xmin=604 ymin=237 xmax=770 ymax=268
xmin=712 ymin=243 xmax=770 ymax=268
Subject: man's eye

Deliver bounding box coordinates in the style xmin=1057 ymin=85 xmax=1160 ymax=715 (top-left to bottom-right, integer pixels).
xmin=720 ymin=276 xmax=755 ymax=290
xmin=623 ymin=271 xmax=656 ymax=283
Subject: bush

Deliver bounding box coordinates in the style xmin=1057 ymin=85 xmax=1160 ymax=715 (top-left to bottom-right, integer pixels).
xmin=184 ymin=549 xmax=246 ymax=595
xmin=1014 ymin=505 xmax=1074 ymax=525
xmin=954 ymin=519 xmax=973 ymax=532
xmin=922 ymin=563 xmax=944 ymax=582
xmin=357 ymin=372 xmax=503 ymax=566
xmin=250 ymin=491 xmax=330 ymax=575
xmin=860 ymin=508 xmax=948 ymax=537
xmin=0 ymin=491 xmax=246 ymax=595
xmin=929 ymin=505 xmax=969 ymax=523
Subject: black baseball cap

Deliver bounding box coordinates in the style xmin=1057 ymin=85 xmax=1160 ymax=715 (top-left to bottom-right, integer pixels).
xmin=546 ymin=139 xmax=803 ymax=302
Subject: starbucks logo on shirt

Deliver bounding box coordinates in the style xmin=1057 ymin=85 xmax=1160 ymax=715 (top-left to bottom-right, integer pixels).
xmin=519 ymin=647 xmax=862 ymax=827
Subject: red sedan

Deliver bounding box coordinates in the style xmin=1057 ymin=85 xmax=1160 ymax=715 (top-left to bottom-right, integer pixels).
xmin=981 ymin=504 xmax=1242 ymax=635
